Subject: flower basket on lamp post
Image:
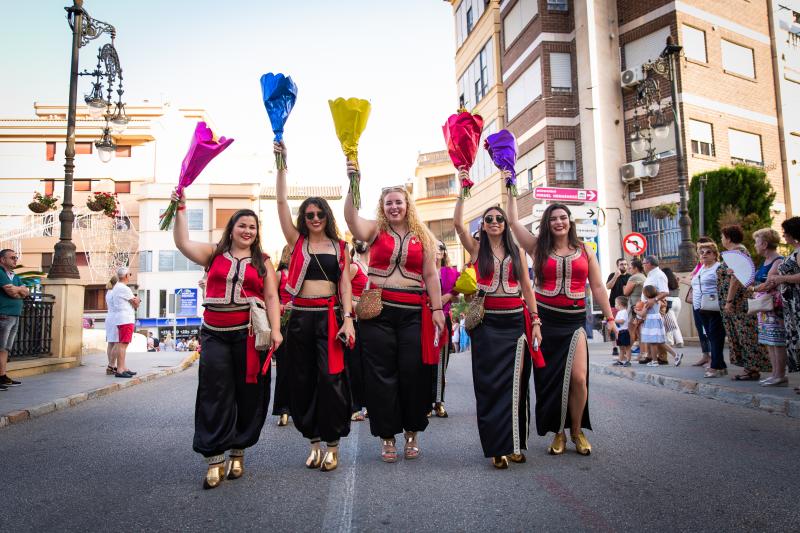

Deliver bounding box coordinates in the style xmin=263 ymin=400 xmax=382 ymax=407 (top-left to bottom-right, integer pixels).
xmin=86 ymin=191 xmax=119 ymax=218
xmin=651 ymin=202 xmax=678 ymax=259
xmin=28 ymin=192 xmax=59 ymax=214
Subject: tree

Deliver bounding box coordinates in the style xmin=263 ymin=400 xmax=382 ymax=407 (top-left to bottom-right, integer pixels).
xmin=688 ymin=165 xmax=775 ymax=242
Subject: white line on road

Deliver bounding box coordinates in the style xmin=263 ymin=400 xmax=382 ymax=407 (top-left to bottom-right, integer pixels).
xmin=322 ymin=422 xmax=360 ymax=532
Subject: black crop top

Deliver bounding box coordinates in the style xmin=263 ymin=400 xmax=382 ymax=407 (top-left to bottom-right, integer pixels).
xmin=306 ymin=253 xmax=341 ymax=283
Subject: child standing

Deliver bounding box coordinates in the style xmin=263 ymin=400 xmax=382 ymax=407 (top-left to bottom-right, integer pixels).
xmin=640 ymin=285 xmax=667 ymax=367
xmin=613 ymin=296 xmax=631 ymax=367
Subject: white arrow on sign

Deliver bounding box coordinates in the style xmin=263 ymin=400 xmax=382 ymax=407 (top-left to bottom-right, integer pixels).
xmin=576 ymin=223 xmax=598 ymax=239
xmin=532 ymin=204 xmax=599 ymax=221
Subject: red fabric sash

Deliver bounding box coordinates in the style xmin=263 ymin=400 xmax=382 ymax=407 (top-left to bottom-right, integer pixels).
xmin=293 ymin=296 xmax=344 ymax=375
xmin=484 ymin=296 xmax=545 ymax=369
xmin=204 ymin=309 xmax=262 ymax=384
xmin=381 ymin=290 xmax=439 ymax=365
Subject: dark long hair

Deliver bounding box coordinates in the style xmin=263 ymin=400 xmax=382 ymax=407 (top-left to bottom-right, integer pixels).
xmin=208 ymin=209 xmax=267 ymax=277
xmin=477 ymin=206 xmax=522 ymax=284
xmin=533 ymin=203 xmax=582 ymax=286
xmin=662 ymin=267 xmax=679 ymax=291
xmin=296 ymin=197 xmax=339 ymax=240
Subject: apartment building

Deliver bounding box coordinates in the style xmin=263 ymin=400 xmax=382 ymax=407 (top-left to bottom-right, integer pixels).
xmin=445 ymin=0 xmax=795 ymax=271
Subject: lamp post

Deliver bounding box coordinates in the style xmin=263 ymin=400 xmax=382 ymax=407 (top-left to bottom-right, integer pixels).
xmin=49 ymin=0 xmax=125 ymax=279
xmin=638 ymin=35 xmax=697 ymax=272
xmin=699 ymin=174 xmax=708 ymax=236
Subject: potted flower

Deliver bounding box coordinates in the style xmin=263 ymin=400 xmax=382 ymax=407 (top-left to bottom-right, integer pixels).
xmin=650 ymin=202 xmax=678 ymax=220
xmin=86 ymin=191 xmax=119 ymax=218
xmin=28 ymin=192 xmax=59 ymax=213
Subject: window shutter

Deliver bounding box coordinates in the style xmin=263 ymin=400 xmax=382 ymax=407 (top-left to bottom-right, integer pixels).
xmin=682 ymin=25 xmax=707 ymax=62
xmin=554 ymin=140 xmax=576 ymax=161
xmin=623 ymin=26 xmax=671 ymax=70
xmin=721 ymin=40 xmax=755 ymax=78
xmin=549 ymin=52 xmax=572 ymax=90
xmin=728 ymin=129 xmax=762 ymax=162
xmin=507 ymin=57 xmax=541 ymax=119
xmin=689 ymin=120 xmax=713 ymax=144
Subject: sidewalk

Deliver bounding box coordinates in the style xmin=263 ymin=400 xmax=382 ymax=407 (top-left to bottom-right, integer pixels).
xmin=588 ymin=340 xmax=800 ymax=418
xmin=0 ymin=350 xmax=198 ymax=428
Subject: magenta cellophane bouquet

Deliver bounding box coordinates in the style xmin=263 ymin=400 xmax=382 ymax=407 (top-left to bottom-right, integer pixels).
xmin=442 ymin=110 xmax=484 ymax=198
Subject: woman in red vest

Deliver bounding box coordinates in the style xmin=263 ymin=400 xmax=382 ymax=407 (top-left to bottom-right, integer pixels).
xmin=272 ymin=245 xmax=292 ymax=427
xmin=344 ymin=161 xmax=445 ymax=463
xmin=454 ymin=184 xmax=542 ymax=468
xmin=507 ymin=193 xmax=616 ymax=456
xmin=275 ymin=142 xmax=355 ymax=472
xmin=348 ymin=240 xmax=370 ymax=422
xmin=171 ymin=191 xmax=282 ymax=489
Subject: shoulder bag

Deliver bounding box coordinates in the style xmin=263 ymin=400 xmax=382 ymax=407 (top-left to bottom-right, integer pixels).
xmin=697 ymin=268 xmax=720 ymax=312
xmin=464 ymin=290 xmax=486 ymax=331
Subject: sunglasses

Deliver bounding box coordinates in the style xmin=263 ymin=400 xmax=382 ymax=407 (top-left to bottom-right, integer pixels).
xmin=484 ymin=215 xmax=505 ymax=224
xmin=304 ymin=211 xmax=327 ymax=221
xmin=6 ymin=256 xmax=18 ymax=261
xmin=698 ymin=249 xmax=715 ymax=255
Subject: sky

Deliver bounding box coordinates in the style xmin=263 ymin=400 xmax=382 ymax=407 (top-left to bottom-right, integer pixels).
xmin=0 ymin=0 xmax=457 ymax=209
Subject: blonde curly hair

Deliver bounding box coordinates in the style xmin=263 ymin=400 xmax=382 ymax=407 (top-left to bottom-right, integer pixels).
xmin=375 ymin=187 xmax=435 ymax=255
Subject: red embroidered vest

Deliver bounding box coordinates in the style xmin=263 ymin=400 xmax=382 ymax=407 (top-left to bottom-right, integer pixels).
xmin=476 ymin=255 xmax=519 ymax=294
xmin=204 ymin=252 xmax=265 ymax=306
xmin=278 ymin=270 xmax=291 ymax=305
xmin=285 ymin=235 xmax=346 ymax=296
xmin=535 ymin=247 xmax=589 ymax=306
xmin=368 ymin=230 xmax=424 ymax=283
xmin=351 ymin=260 xmax=368 ymax=298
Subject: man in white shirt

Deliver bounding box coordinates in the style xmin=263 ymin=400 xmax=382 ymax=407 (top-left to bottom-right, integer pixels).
xmin=641 ymin=255 xmax=669 ymax=309
xmin=109 ymin=267 xmax=140 ymax=378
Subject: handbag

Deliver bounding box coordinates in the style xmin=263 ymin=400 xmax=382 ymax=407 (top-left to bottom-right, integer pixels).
xmin=241 ymin=285 xmax=272 ymax=351
xmin=697 ymin=267 xmax=720 ymax=312
xmin=454 ymin=264 xmax=477 ymax=295
xmin=464 ymin=291 xmax=486 ymax=331
xmin=747 ymin=292 xmax=774 ymax=315
xmin=356 ymin=286 xmax=383 ymax=320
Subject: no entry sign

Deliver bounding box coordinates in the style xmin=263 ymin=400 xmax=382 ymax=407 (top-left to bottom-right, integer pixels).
xmin=623 ymin=232 xmax=647 ymax=256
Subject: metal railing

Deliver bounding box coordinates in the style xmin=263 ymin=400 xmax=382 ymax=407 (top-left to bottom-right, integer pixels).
xmin=10 ymin=294 xmax=54 ymax=359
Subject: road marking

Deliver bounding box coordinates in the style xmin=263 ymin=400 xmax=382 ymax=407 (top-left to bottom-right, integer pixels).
xmin=322 ymin=422 xmax=360 ymax=532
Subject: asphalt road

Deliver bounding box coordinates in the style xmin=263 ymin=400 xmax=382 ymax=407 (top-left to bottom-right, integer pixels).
xmin=2 ymin=351 xmax=799 ymax=532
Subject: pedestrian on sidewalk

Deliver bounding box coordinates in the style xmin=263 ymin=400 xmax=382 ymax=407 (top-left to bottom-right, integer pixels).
xmin=507 ymin=198 xmax=617 ymax=457
xmin=104 ymin=274 xmax=118 ymax=375
xmin=172 ymin=189 xmax=283 ymax=489
xmin=692 ymin=242 xmax=727 ymax=378
xmin=662 ymin=268 xmax=684 ymax=349
xmin=640 ymin=285 xmax=668 ymax=367
xmin=767 ymin=216 xmax=800 ymax=393
xmin=109 ymin=267 xmax=140 ymax=378
xmin=751 ymin=228 xmax=787 ymax=387
xmin=606 ymin=258 xmax=630 ymax=357
xmin=612 ymin=296 xmax=631 ymax=367
xmin=348 ymin=240 xmax=370 ymax=422
xmin=622 ymin=259 xmax=646 ymax=359
xmin=718 ymin=225 xmax=771 ymax=381
xmin=431 ymin=240 xmax=458 ymax=419
xmin=641 ymin=256 xmax=671 ymax=364
xmin=686 ymin=237 xmax=715 ymax=367
xmin=278 ymin=141 xmax=355 ymax=473
xmin=0 ymin=249 xmax=28 ymax=390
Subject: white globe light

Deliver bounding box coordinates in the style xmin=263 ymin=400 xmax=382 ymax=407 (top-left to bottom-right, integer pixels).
xmin=644 ymin=161 xmax=660 ymax=177
xmin=631 ymin=137 xmax=647 ymax=153
xmin=97 ymin=146 xmax=114 ymax=163
xmin=110 ymin=116 xmax=128 ymax=134
xmin=86 ymin=100 xmax=107 ymax=119
xmin=654 ymin=124 xmax=669 ymax=139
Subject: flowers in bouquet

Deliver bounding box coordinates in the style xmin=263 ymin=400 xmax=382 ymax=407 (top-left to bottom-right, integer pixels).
xmin=260 ymin=73 xmax=297 ymax=170
xmin=29 ymin=192 xmax=59 ymax=213
xmin=159 ymin=122 xmax=234 ymax=231
xmin=329 ymin=97 xmax=371 ymax=209
xmin=87 ymin=191 xmax=118 ymax=218
xmin=485 ymin=129 xmax=518 ymax=196
xmin=442 ymin=111 xmax=484 ymax=198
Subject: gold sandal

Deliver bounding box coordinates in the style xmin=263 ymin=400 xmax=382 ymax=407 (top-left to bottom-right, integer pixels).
xmin=404 ymin=431 xmax=420 ymax=460
xmin=381 ymin=439 xmax=397 ymax=463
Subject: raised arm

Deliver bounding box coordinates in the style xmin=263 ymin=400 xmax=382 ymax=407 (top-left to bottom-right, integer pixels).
xmin=343 ymin=160 xmax=378 ymax=242
xmin=171 ymin=189 xmax=215 ymax=267
xmin=505 ymin=177 xmax=536 ymax=255
xmin=274 ymin=141 xmax=300 ymax=247
xmin=454 ymin=176 xmax=478 ymax=261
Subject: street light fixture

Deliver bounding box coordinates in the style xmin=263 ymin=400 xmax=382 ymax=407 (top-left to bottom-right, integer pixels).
xmin=49 ymin=0 xmax=125 ymax=279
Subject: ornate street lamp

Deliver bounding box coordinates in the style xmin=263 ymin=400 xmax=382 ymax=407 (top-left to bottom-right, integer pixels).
xmin=49 ymin=0 xmax=126 ymax=279
xmin=637 ymin=36 xmax=696 ymax=271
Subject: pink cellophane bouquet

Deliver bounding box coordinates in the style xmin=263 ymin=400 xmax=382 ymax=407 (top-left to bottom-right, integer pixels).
xmin=442 ymin=111 xmax=484 ymax=198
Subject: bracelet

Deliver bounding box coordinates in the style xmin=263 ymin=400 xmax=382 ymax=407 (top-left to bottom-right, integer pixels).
xmin=177 ymin=205 xmax=186 ymax=211
xmin=431 ymin=308 xmax=443 ymax=312
xmin=605 ymin=316 xmax=615 ymax=323
xmin=531 ymin=318 xmax=542 ymax=326
xmin=343 ymin=313 xmax=354 ymax=319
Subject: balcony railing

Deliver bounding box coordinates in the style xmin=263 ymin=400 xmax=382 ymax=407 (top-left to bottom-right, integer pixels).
xmin=731 ymin=157 xmax=764 ymax=169
xmin=424 ymin=185 xmax=458 ymax=198
xmin=10 ymin=294 xmax=54 ymax=359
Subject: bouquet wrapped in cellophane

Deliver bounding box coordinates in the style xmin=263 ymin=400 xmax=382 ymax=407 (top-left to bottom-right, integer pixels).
xmin=260 ymin=72 xmax=297 ymax=170
xmin=485 ymin=129 xmax=518 ymax=196
xmin=329 ymin=97 xmax=371 ymax=209
xmin=442 ymin=110 xmax=484 ymax=198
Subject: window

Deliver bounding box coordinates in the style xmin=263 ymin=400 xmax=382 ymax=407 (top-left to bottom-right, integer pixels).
xmin=471 ymin=120 xmax=498 ymax=185
xmin=455 ymin=0 xmax=486 ymax=48
xmin=516 ymin=143 xmax=545 ymax=191
xmin=114 ymin=181 xmax=131 ymax=194
xmin=158 ymin=250 xmax=203 ymax=272
xmin=44 ymin=179 xmax=55 ymax=196
xmin=721 ymin=40 xmax=755 ymax=78
xmin=84 ymin=285 xmax=108 ymax=311
xmin=115 ymin=145 xmax=131 ymax=157
xmin=682 ymin=25 xmax=707 ymax=63
xmin=74 ymin=180 xmax=91 ymax=191
xmin=159 ymin=208 xmax=203 ymax=230
xmin=689 ymin=119 xmax=714 ymax=157
xmin=623 ymin=26 xmax=670 ymax=70
xmin=503 ymin=0 xmax=538 ymax=49
xmin=466 ymin=6 xmax=474 ymax=34
xmin=547 ymin=0 xmax=568 ymax=11
xmin=506 ymin=57 xmax=541 ymax=119
xmin=728 ymin=129 xmax=763 ymax=166
xmin=159 ymin=289 xmax=176 ymax=317
xmin=46 ymin=142 xmax=56 ymax=161
xmin=427 ymin=219 xmax=456 ymax=244
xmin=215 ymin=208 xmax=238 ymax=230
xmin=554 ymin=140 xmax=577 ymax=181
xmin=75 ymin=142 xmax=92 ymax=155
xmin=549 ymin=52 xmax=572 ymax=92
xmin=631 ymin=208 xmax=680 ymax=258
xmin=425 ymin=175 xmax=456 ymax=197
xmin=139 ymin=250 xmax=153 ymax=273
xmin=458 ymin=38 xmax=495 ymax=110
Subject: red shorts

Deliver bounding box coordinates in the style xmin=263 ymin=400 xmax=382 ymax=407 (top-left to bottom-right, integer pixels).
xmin=117 ymin=323 xmax=134 ymax=344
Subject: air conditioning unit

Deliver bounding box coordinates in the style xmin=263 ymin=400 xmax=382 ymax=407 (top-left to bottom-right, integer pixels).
xmin=619 ymin=160 xmax=648 ymax=183
xmin=620 ymin=67 xmax=644 ymax=89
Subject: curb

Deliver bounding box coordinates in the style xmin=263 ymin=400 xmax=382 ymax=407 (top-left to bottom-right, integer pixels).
xmin=590 ymin=362 xmax=800 ymax=419
xmin=0 ymin=351 xmax=200 ymax=429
